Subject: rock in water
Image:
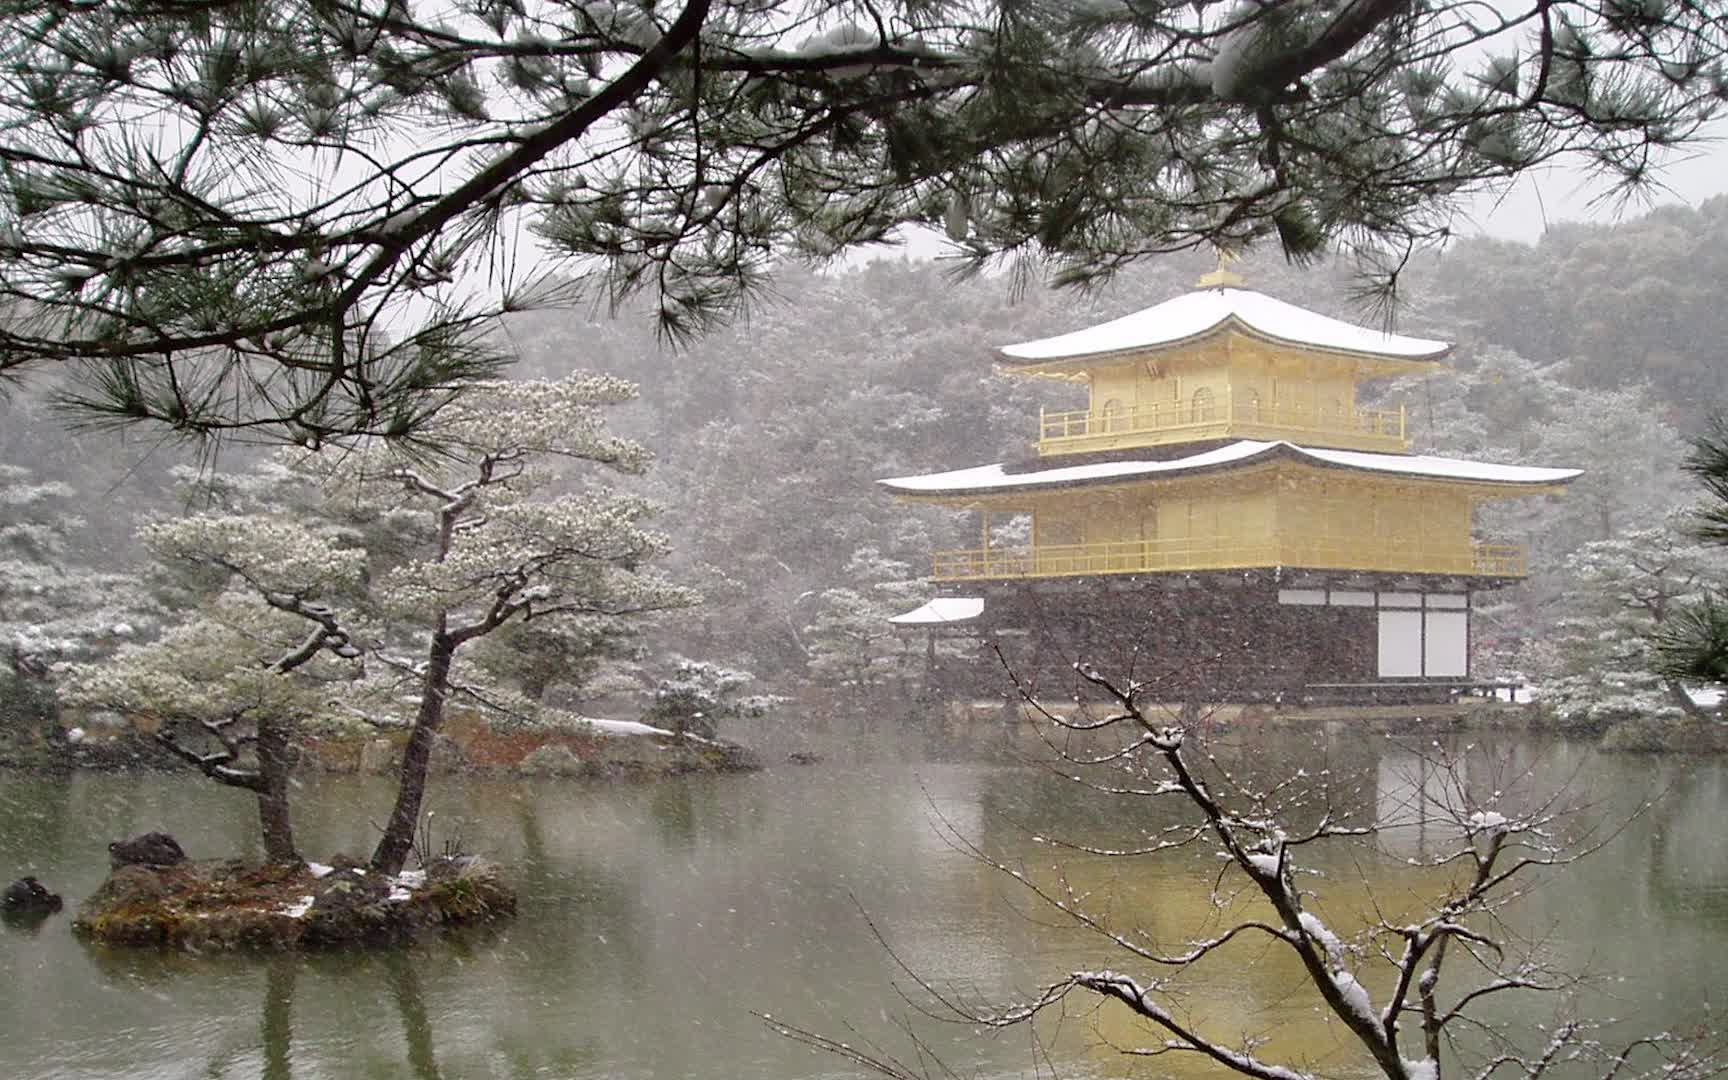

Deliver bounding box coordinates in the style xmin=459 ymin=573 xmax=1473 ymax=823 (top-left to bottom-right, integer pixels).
xmin=109 ymin=832 xmax=187 ymax=869
xmin=2 ymin=876 xmax=62 ymax=913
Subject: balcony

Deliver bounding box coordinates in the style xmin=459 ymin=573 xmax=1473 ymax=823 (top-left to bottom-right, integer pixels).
xmin=930 ymin=537 xmax=1525 ymax=581
xmin=1038 ymin=393 xmax=1407 ymax=456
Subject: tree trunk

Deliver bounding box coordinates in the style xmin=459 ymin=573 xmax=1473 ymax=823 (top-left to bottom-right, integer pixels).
xmin=371 ymin=628 xmax=456 ymax=874
xmin=255 ymin=715 xmax=299 ymax=863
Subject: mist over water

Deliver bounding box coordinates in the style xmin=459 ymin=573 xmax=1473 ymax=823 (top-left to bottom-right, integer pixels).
xmin=2 ymin=734 xmax=1723 ymax=1080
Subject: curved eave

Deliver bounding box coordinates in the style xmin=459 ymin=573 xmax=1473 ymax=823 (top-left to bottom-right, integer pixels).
xmin=889 ymin=597 xmax=984 ymax=625
xmin=879 ymin=441 xmax=1581 ymax=503
xmin=997 ymin=317 xmax=1450 ymax=379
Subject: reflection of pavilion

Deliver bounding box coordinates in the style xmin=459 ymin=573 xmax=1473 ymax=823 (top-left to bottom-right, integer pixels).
xmin=884 ymin=266 xmax=1579 ymax=703
xmin=1374 ymin=751 xmax=1461 ymax=860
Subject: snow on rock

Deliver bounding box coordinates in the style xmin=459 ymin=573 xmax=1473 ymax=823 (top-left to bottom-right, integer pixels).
xmin=280 ymin=895 xmax=315 ymax=919
xmin=385 ymin=869 xmax=422 ymax=903
xmin=306 ymin=862 xmax=334 ymax=879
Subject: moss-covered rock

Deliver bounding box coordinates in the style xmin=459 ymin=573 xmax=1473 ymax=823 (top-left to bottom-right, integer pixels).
xmin=73 ymin=855 xmax=515 ymax=950
xmin=516 ymin=744 xmax=591 ymax=777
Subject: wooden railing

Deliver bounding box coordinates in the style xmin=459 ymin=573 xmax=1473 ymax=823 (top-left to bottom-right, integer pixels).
xmin=1038 ymin=392 xmax=1407 ymax=455
xmin=931 ymin=537 xmax=1525 ymax=581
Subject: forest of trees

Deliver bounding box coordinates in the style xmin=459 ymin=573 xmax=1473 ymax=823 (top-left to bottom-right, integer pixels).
xmin=7 ymin=195 xmax=1728 ymax=735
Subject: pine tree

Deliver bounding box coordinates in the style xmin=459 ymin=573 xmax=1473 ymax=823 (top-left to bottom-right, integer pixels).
xmin=1655 ymin=421 xmax=1728 ymax=688
xmin=63 ymin=374 xmax=700 ymax=870
xmin=1534 ymin=520 xmax=1720 ymax=729
xmin=805 ymin=547 xmax=930 ymax=695
xmin=0 ymin=0 xmax=1720 ymax=442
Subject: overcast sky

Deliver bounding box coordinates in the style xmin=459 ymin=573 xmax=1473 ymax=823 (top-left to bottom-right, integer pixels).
xmin=1461 ymin=122 xmax=1728 ymax=242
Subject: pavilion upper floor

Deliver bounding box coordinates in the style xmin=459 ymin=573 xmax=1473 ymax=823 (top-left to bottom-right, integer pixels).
xmin=882 ymin=441 xmax=1580 ymax=584
xmin=996 ymin=289 xmax=1450 ymax=458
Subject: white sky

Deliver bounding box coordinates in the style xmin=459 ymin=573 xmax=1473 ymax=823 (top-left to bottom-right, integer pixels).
xmin=862 ymin=121 xmax=1728 ymax=265
xmin=1459 ymin=121 xmax=1728 ymax=241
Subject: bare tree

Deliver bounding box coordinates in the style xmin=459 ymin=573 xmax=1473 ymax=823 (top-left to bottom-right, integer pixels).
xmin=776 ymin=657 xmax=1724 ymax=1080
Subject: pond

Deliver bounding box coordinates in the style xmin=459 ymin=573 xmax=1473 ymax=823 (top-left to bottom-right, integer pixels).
xmin=2 ymin=734 xmax=1724 ymax=1080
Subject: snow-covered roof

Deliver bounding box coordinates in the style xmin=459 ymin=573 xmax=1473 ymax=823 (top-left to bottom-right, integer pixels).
xmin=999 ymin=288 xmax=1450 ymax=364
xmin=889 ymin=597 xmax=984 ymax=625
xmin=879 ymin=441 xmax=1581 ymax=497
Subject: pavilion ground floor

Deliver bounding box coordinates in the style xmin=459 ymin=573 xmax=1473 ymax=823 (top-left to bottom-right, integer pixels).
xmin=901 ymin=568 xmax=1519 ymax=707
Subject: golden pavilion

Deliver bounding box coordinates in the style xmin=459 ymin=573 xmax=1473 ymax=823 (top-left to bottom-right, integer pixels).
xmin=880 ymin=268 xmax=1580 ymax=703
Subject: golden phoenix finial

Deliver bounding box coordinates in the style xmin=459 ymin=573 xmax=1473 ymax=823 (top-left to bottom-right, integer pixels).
xmin=1196 ymin=247 xmax=1245 ymax=289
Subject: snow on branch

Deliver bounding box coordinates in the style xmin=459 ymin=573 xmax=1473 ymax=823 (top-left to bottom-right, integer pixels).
xmin=785 ymin=657 xmax=1722 ymax=1080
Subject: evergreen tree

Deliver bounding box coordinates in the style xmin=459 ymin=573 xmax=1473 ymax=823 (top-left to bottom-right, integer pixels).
xmin=640 ymin=658 xmax=781 ymax=739
xmin=805 ymin=547 xmax=930 ymax=695
xmin=1655 ymin=421 xmax=1728 ymax=688
xmin=0 ymin=0 xmax=1720 ymax=442
xmin=64 ymin=374 xmax=699 ymax=870
xmin=1532 ymin=519 xmax=1719 ymax=729
xmin=0 ymin=463 xmax=160 ymax=749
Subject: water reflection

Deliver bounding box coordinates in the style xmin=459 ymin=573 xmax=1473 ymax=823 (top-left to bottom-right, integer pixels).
xmin=0 ymin=740 xmax=1722 ymax=1079
xmin=260 ymin=954 xmax=295 ymax=1080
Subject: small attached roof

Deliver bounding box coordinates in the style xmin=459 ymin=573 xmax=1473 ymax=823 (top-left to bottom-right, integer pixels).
xmin=879 ymin=441 xmax=1581 ymax=498
xmin=999 ymin=288 xmax=1451 ymax=366
xmin=888 ymin=597 xmax=985 ymax=625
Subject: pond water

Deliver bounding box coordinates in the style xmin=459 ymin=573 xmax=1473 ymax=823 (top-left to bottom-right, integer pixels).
xmin=2 ymin=735 xmax=1725 ymax=1080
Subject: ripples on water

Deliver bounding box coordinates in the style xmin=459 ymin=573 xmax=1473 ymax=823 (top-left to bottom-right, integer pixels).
xmin=1 ymin=736 xmax=1723 ymax=1080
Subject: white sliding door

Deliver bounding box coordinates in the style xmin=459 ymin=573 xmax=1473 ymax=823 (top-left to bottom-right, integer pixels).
xmin=1377 ymin=610 xmax=1424 ymax=677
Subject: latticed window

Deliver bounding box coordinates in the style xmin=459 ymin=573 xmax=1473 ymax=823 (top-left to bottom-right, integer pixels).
xmin=1242 ymin=389 xmax=1261 ymax=421
xmin=1100 ymin=398 xmax=1127 ymax=432
xmin=1190 ymin=387 xmax=1216 ymax=422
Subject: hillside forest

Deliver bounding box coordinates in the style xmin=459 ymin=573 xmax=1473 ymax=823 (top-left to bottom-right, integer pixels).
xmin=7 ymin=197 xmax=1728 ymax=737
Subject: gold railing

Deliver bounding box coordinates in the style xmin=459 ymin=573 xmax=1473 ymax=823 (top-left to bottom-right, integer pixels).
xmin=931 ymin=537 xmax=1525 ymax=581
xmin=1038 ymin=393 xmax=1407 ymax=455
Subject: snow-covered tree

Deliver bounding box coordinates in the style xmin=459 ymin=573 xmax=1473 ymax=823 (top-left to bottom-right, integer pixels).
xmin=470 ymin=617 xmax=642 ymax=705
xmin=63 ymin=518 xmax=371 ymax=860
xmin=0 ymin=464 xmax=157 ymax=667
xmin=804 ymin=547 xmax=928 ymax=694
xmin=1398 ymin=354 xmax=1694 ymax=674
xmin=640 ymin=658 xmax=781 ymax=740
xmin=783 ymin=667 xmax=1723 ymax=1080
xmin=1531 ymin=386 xmax=1693 ymax=550
xmin=1530 ymin=520 xmax=1720 ymax=729
xmin=1 ymin=0 xmax=1721 ymax=442
xmin=0 ymin=464 xmax=160 ymax=750
xmin=68 ymin=373 xmax=699 ymax=871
